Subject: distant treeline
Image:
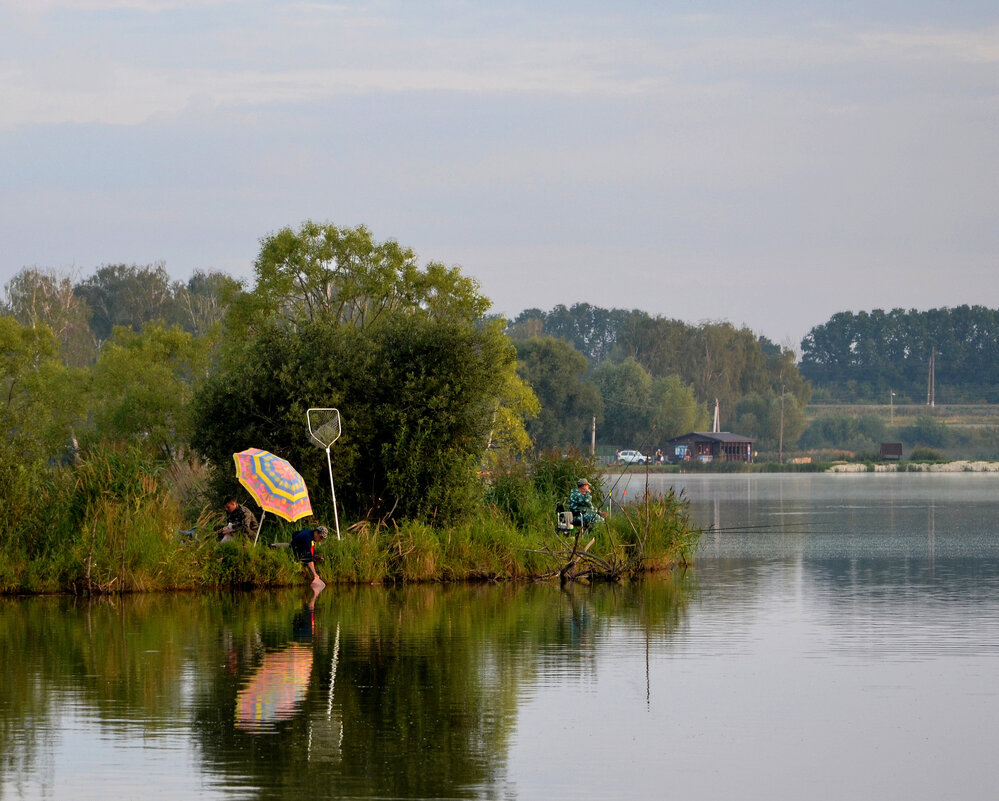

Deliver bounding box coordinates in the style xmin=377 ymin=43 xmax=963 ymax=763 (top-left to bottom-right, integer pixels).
xmin=3 ymin=264 xmax=240 ymax=367
xmin=507 ymin=304 xmax=808 ymax=454
xmin=0 ymin=227 xmax=706 ymax=593
xmin=800 ymin=306 xmax=999 ymax=403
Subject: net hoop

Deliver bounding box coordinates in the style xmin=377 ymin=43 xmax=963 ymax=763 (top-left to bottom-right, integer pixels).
xmin=307 ymin=408 xmax=341 ymax=449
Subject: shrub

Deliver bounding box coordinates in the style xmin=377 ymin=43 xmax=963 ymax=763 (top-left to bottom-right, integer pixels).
xmin=908 ymin=446 xmax=946 ymax=462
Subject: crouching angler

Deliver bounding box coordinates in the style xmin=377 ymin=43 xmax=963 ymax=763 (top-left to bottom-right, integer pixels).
xmin=216 ymin=497 xmax=259 ymax=542
xmin=291 ymin=526 xmax=329 ymax=585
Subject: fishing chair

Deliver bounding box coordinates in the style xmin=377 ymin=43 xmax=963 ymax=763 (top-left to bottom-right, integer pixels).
xmin=555 ymin=503 xmax=575 ymax=535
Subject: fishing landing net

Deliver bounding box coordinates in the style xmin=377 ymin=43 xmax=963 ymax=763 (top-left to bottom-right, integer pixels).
xmin=307 ymin=408 xmax=342 ymax=540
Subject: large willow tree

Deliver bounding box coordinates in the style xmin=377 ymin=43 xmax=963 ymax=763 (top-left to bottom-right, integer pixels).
xmin=191 ymin=222 xmax=536 ymax=526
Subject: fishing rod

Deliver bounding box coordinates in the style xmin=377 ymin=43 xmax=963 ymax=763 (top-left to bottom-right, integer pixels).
xmin=701 ymin=522 xmax=837 ymax=535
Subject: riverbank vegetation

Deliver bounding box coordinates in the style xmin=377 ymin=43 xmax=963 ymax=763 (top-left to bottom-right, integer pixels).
xmin=0 ymin=223 xmax=699 ymax=595
xmin=0 ymin=444 xmax=697 ymax=594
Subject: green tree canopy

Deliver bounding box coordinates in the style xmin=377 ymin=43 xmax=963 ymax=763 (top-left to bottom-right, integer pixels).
xmin=173 ymin=270 xmax=244 ymax=338
xmin=192 ymin=314 xmax=516 ymax=524
xmin=590 ymin=357 xmax=653 ymax=448
xmin=800 ymin=305 xmax=999 ymax=402
xmin=514 ymin=336 xmax=602 ymax=452
xmin=0 ymin=317 xmax=85 ymax=464
xmin=510 ymin=303 xmax=636 ymax=364
xmin=3 ymin=267 xmax=97 ymax=366
xmin=230 ymin=221 xmax=490 ymax=335
xmin=651 ymin=375 xmax=710 ymax=442
xmin=732 ymin=390 xmax=807 ymax=455
xmin=192 ymin=222 xmax=529 ymax=525
xmin=85 ymin=323 xmax=210 ymax=457
xmin=510 ymin=305 xmax=808 ymax=446
xmin=73 ymin=263 xmax=179 ymax=343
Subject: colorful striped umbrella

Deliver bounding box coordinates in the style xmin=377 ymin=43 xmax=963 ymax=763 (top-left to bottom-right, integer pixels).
xmin=233 ymin=448 xmax=313 ymax=543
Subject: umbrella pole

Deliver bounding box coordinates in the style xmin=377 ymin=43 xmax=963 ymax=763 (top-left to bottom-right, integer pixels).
xmin=326 ymin=446 xmax=341 ymax=540
xmin=254 ymin=510 xmax=266 ymax=546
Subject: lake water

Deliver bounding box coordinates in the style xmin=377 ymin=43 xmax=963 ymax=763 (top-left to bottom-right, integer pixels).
xmin=3 ymin=473 xmax=999 ymax=800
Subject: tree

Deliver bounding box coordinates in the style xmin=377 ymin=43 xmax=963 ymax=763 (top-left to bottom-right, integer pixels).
xmin=733 ymin=391 xmax=806 ymax=454
xmin=172 ymin=270 xmax=244 ymax=338
xmin=800 ymin=306 xmax=999 ymax=402
xmin=192 ymin=222 xmax=531 ymax=525
xmin=590 ymin=357 xmax=653 ymax=448
xmin=613 ymin=315 xmax=806 ymax=417
xmin=650 ymin=375 xmax=709 ymax=442
xmin=612 ymin=312 xmax=692 ymax=377
xmin=0 ymin=317 xmax=86 ymax=463
xmin=517 ymin=303 xmax=636 ymax=364
xmin=231 ymin=221 xmax=490 ymax=334
xmin=73 ymin=263 xmax=179 ymax=343
xmin=85 ymin=323 xmax=210 ymax=457
xmin=192 ymin=314 xmax=517 ymax=524
xmin=798 ymin=413 xmax=886 ymax=453
xmin=3 ymin=267 xmax=97 ymax=366
xmin=514 ymin=337 xmax=602 ymax=452
xmin=484 ymin=365 xmax=540 ymax=468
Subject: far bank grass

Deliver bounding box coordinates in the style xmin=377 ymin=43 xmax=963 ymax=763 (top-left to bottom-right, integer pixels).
xmin=0 ymin=446 xmax=699 ymax=595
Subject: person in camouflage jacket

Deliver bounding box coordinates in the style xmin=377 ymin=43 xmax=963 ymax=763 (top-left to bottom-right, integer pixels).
xmin=216 ymin=497 xmax=259 ymax=542
xmin=568 ymin=478 xmax=606 ymax=528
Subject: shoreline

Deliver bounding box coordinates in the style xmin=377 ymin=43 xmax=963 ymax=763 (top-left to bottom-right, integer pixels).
xmin=827 ymin=460 xmax=999 ymax=473
xmin=604 ymin=460 xmax=999 ymax=476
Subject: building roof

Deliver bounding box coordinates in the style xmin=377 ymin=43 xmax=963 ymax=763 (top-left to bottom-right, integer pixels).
xmin=669 ymin=431 xmax=754 ymax=444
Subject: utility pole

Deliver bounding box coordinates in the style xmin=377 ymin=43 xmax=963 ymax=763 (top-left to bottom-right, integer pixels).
xmin=591 ymin=416 xmax=596 ymax=458
xmin=890 ymin=390 xmax=895 ymax=424
xmin=777 ymin=369 xmax=785 ymax=464
xmin=778 ymin=383 xmax=785 ymax=464
xmin=927 ymin=348 xmax=936 ymax=407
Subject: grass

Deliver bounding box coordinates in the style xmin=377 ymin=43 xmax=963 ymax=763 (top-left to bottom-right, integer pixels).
xmin=0 ymin=446 xmax=700 ymax=595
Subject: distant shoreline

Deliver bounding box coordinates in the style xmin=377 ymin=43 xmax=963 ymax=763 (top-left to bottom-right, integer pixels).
xmin=603 ymin=460 xmax=999 ymax=476
xmin=827 ymin=461 xmax=999 ymax=473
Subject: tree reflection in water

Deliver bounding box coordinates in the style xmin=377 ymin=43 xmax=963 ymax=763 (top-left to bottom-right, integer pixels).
xmin=0 ymin=576 xmax=694 ymax=799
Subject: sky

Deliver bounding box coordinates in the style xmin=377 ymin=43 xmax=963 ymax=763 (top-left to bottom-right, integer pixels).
xmin=2 ymin=1 xmax=997 ymax=351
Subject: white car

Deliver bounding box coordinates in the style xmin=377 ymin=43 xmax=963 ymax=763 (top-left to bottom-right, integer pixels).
xmin=616 ymin=449 xmax=649 ymax=465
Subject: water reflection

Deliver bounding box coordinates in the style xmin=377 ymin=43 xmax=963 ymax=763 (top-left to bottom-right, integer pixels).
xmin=0 ymin=577 xmax=694 ymax=800
xmin=236 ymin=643 xmax=314 ymax=730
xmin=7 ymin=473 xmax=999 ymax=800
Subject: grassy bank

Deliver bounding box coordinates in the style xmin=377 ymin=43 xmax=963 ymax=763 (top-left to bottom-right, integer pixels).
xmin=0 ymin=447 xmax=699 ymax=595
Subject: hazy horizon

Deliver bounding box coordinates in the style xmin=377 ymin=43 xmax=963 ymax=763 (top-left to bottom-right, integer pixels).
xmin=3 ymin=1 xmax=997 ymax=351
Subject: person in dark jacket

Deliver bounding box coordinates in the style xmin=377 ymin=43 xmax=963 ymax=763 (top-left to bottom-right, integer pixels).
xmin=291 ymin=526 xmax=329 ymax=585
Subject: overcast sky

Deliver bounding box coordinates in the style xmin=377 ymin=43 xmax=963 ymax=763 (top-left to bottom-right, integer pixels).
xmin=2 ymin=1 xmax=997 ymax=350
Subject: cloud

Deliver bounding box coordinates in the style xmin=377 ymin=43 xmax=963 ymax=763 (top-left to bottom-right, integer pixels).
xmin=3 ymin=0 xmax=998 ymax=131
xmin=3 ymin=2 xmax=998 ymax=345
xmin=1 ymin=0 xmax=232 ymax=10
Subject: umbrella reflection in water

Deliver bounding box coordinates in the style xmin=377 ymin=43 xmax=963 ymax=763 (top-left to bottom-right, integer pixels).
xmin=235 ymin=643 xmax=314 ymax=731
xmin=234 ymin=586 xmax=343 ymax=757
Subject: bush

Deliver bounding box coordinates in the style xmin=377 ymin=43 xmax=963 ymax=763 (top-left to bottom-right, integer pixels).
xmin=191 ymin=313 xmax=518 ymax=528
xmin=908 ymin=446 xmax=946 ymax=462
xmin=485 ymin=450 xmax=599 ymax=531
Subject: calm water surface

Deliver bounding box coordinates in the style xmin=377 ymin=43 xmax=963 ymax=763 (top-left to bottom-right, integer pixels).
xmin=3 ymin=473 xmax=999 ymax=800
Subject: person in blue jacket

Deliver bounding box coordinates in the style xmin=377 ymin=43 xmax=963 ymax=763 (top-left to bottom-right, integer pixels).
xmin=291 ymin=525 xmax=328 ymax=585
